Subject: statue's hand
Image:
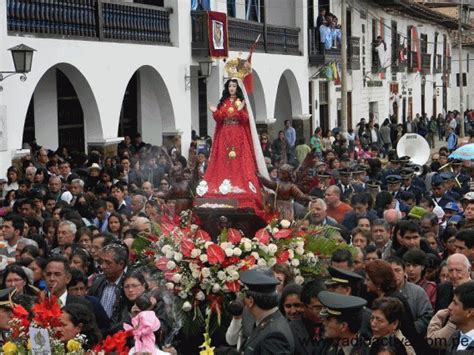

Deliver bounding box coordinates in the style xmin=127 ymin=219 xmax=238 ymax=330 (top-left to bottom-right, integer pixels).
xmin=208 ymin=102 xmax=217 ymax=112
xmin=237 ymin=100 xmax=246 ymax=111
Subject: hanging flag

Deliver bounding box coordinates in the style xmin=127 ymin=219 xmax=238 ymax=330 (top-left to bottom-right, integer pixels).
xmin=208 ymin=11 xmax=229 ymax=58
xmin=332 ymin=62 xmax=339 ymax=83
xmin=243 ymin=34 xmax=261 ymax=94
xmin=334 ymin=62 xmax=341 ymax=85
xmin=411 ymin=26 xmax=421 ymax=72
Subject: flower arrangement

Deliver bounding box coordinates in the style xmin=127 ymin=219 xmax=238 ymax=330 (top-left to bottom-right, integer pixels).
xmin=91 ymin=330 xmax=132 ymax=355
xmin=3 ymin=294 xmax=86 ymax=355
xmin=133 ymin=211 xmax=354 ymax=336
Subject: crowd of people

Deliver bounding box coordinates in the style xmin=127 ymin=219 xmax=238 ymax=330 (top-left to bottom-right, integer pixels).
xmin=0 ymin=106 xmax=473 ymax=353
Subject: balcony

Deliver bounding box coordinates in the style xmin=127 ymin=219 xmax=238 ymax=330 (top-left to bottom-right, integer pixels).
xmin=421 ymin=53 xmax=431 ymax=74
xmin=391 ymin=47 xmax=407 ymax=73
xmin=348 ymin=37 xmax=360 ymax=70
xmin=191 ymin=11 xmax=300 ymax=57
xmin=308 ymin=27 xmax=339 ymax=66
xmin=6 ymin=0 xmax=172 ymax=45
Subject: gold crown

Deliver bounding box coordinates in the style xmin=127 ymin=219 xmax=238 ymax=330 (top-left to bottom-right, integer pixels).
xmin=224 ymin=54 xmax=252 ymax=80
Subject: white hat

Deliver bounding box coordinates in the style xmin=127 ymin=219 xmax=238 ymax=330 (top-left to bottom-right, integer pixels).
xmin=61 ymin=191 xmax=73 ymax=204
xmin=433 ymin=205 xmax=445 ymax=224
xmin=88 ymin=163 xmax=101 ymax=171
xmin=462 ymin=192 xmax=474 ymax=201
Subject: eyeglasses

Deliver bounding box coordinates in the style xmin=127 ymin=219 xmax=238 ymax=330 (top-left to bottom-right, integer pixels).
xmin=124 ymin=283 xmax=143 ymax=290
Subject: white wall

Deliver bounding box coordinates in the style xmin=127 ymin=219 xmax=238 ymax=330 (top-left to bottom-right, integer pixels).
xmin=451 ymin=47 xmax=474 ymax=112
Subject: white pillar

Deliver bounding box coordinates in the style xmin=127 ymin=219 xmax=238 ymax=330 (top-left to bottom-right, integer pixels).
xmin=34 ymin=69 xmax=59 ymax=150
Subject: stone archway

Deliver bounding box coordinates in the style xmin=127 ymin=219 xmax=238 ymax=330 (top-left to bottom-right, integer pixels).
xmin=274 ymin=69 xmax=303 ymax=133
xmin=119 ymin=65 xmax=175 ymax=146
xmin=246 ymin=69 xmax=267 ymax=124
xmin=22 ymin=62 xmax=102 ymax=152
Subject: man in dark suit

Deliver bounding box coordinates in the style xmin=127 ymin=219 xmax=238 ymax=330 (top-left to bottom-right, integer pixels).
xmin=430 ymin=174 xmax=456 ymax=209
xmin=240 ymin=268 xmax=294 ymax=355
xmin=44 ymin=255 xmax=92 ymax=310
xmin=436 ymin=253 xmax=471 ymax=311
xmin=400 ymin=168 xmax=423 ymax=203
xmin=290 ymin=280 xmax=326 ymax=355
xmin=336 ymin=168 xmax=362 ymax=203
xmin=445 ymin=281 xmax=474 ymax=354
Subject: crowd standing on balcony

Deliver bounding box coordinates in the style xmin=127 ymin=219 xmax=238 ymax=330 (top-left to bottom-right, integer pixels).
xmin=0 ymin=106 xmax=473 ymax=353
xmin=317 ymin=8 xmax=342 ymax=50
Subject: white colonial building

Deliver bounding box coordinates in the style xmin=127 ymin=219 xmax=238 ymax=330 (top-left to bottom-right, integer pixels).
xmin=0 ymin=0 xmax=468 ymax=174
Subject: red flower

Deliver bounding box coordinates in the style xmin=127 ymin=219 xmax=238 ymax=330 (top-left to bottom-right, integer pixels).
xmin=32 ymin=295 xmax=62 ymax=328
xmin=226 ymin=280 xmax=241 ymax=292
xmin=222 ymin=256 xmax=240 ymax=268
xmin=227 ymin=228 xmax=242 ymax=244
xmin=255 ymin=228 xmax=270 ymax=245
xmin=148 ymin=234 xmax=159 ymax=242
xmin=240 ymin=255 xmax=256 ymax=270
xmin=276 ymin=250 xmax=290 ymax=264
xmin=161 ymin=221 xmax=176 ymax=235
xmin=207 ymin=244 xmax=225 ymax=265
xmin=13 ymin=304 xmax=29 ymax=319
xmin=196 ymin=229 xmax=212 ymax=241
xmin=180 ymin=238 xmax=195 ymax=257
xmin=155 ymin=257 xmax=169 ymax=271
xmin=274 ymin=229 xmax=292 ymax=239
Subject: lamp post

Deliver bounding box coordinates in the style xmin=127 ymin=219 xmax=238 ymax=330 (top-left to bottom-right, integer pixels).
xmin=0 ymin=44 xmax=36 ymax=89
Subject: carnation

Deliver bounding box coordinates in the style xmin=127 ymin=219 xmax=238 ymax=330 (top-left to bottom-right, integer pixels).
xmin=182 ymin=301 xmax=192 ymax=312
xmin=280 ymin=219 xmax=291 ymax=228
xmin=267 ymin=243 xmax=278 ymax=255
xmin=195 ymin=291 xmax=205 ymax=301
xmin=165 ymin=282 xmax=174 ymax=290
xmin=295 ymin=275 xmax=304 ymax=285
xmin=174 ymin=252 xmax=183 ymax=262
xmin=233 ymin=248 xmax=242 ymax=256
xmin=166 ymin=261 xmax=176 ymax=270
xmin=191 ymin=248 xmax=201 ymax=258
xmin=171 ymin=274 xmax=182 ymax=283
xmin=201 ymin=267 xmax=211 ymax=278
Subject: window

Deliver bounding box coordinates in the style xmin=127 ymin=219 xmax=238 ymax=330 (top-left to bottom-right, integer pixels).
xmin=245 ymin=0 xmax=264 ymax=23
xmin=191 ymin=0 xmax=210 ymax=11
xmin=227 ymin=0 xmax=236 ymax=17
xmin=456 ymin=73 xmax=467 ymax=87
xmin=319 ymin=82 xmax=328 ymax=104
xmin=420 ymin=34 xmax=428 ymax=53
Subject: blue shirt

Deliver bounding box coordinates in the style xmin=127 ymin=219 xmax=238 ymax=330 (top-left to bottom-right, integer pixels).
xmin=447 ymin=132 xmax=457 ymax=151
xmin=285 ymin=127 xmax=296 ymax=147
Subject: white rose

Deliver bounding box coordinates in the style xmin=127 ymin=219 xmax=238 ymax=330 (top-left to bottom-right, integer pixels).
xmin=182 ymin=301 xmax=192 ymax=312
xmin=251 ymin=252 xmax=260 ymax=259
xmin=204 ymin=241 xmax=213 ymax=249
xmin=288 ymin=250 xmax=294 ymax=259
xmin=242 ymin=241 xmax=252 ymax=252
xmin=229 ymin=270 xmax=239 ymax=280
xmin=233 ymin=248 xmax=242 ymax=256
xmin=217 ymin=271 xmax=226 ymax=281
xmin=212 ymin=284 xmax=220 ymax=293
xmin=295 ymin=247 xmax=304 ymax=255
xmin=257 ymin=258 xmax=267 ymax=266
xmin=192 ymin=270 xmax=200 ymax=278
xmin=201 ymin=267 xmax=211 ymax=278
xmin=241 ymin=237 xmax=252 ymax=245
xmin=165 ymin=251 xmax=174 ymax=259
xmin=306 ymin=252 xmax=314 ymax=258
xmin=291 ymin=258 xmax=300 ymax=267
xmin=220 ymin=242 xmax=231 ymax=250
xmin=161 ymin=245 xmax=172 ymax=254
xmin=272 ymin=227 xmax=280 ymax=234
xmin=267 ymin=243 xmax=278 ymax=255
xmin=172 ymin=274 xmax=182 ymax=283
xmin=296 ymin=240 xmax=305 ymax=248
xmin=174 ymin=252 xmax=183 ymax=262
xmin=225 ymin=248 xmax=234 ymax=257
xmin=165 ymin=282 xmax=174 ymax=290
xmin=295 ymin=276 xmax=304 ymax=285
xmin=199 ymin=254 xmax=208 ymax=263
xmin=191 ymin=248 xmax=201 ymax=258
xmin=179 ymin=291 xmax=187 ymax=299
xmin=166 ymin=261 xmax=176 ymax=270
xmin=280 ymin=219 xmax=291 ymax=229
xmin=195 ymin=291 xmax=205 ymax=301
xmin=259 ymin=244 xmax=268 ymax=253
xmin=267 ymin=257 xmax=277 ymax=267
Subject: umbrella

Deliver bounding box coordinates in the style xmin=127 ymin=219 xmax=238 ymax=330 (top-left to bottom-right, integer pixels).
xmin=449 ymin=143 xmax=474 ymax=161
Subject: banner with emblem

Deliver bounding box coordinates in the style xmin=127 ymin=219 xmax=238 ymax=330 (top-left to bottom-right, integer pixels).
xmin=208 ymin=11 xmax=228 ymax=58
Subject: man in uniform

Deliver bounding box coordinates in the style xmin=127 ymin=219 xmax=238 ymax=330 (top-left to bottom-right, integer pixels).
xmin=386 ymin=175 xmax=403 ymax=199
xmin=240 ymin=268 xmax=294 ymax=355
xmin=324 ymin=266 xmax=372 ymax=340
xmin=400 ymin=168 xmax=423 ymax=203
xmin=337 ymin=168 xmax=362 ymax=203
xmin=318 ymin=291 xmax=369 ymax=355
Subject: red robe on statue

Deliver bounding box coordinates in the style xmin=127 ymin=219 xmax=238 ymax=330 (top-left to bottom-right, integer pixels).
xmin=197 ymin=96 xmax=264 ymax=215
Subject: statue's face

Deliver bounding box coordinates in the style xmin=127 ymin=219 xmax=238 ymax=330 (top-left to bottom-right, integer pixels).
xmin=228 ymin=81 xmax=238 ymax=95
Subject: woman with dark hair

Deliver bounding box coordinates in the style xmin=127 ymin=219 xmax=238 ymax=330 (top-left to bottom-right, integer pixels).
xmin=3 ymin=166 xmax=19 ymax=198
xmin=278 ymin=283 xmax=303 ymax=321
xmin=2 ymin=190 xmax=16 ymax=207
xmin=43 ymin=219 xmax=59 ymax=247
xmin=70 ymin=247 xmax=96 ymax=277
xmin=364 ymin=260 xmax=422 ymax=353
xmin=1 ymin=265 xmax=39 ymax=296
xmin=107 ymin=212 xmax=124 ymax=239
xmin=75 ymin=227 xmax=93 ymax=252
xmin=271 ymin=263 xmax=295 ymax=294
xmin=204 ymin=78 xmax=265 ymax=215
xmin=60 ymin=303 xmax=101 ymax=350
xmin=369 ymin=297 xmax=415 ymax=355
xmin=33 ymin=168 xmax=49 ymax=187
xmin=27 ymin=257 xmax=47 ymax=290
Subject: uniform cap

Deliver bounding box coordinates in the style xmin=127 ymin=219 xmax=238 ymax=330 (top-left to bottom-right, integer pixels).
xmin=386 ymin=175 xmax=402 ymax=184
xmin=367 ymin=180 xmax=381 ymax=188
xmin=325 ymin=266 xmax=363 ymax=286
xmin=0 ymin=287 xmax=16 ymax=308
xmin=240 ymin=268 xmax=279 ymax=293
xmin=338 ymin=168 xmax=352 ymax=177
xmin=318 ymin=291 xmax=367 ymax=317
xmin=400 ymin=168 xmax=414 ymax=179
xmin=431 ymin=174 xmax=444 ymax=187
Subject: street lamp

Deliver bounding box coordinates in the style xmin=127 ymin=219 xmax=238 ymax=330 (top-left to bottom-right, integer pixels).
xmin=0 ymin=44 xmax=36 ymax=83
xmin=185 ymin=59 xmax=213 ymax=89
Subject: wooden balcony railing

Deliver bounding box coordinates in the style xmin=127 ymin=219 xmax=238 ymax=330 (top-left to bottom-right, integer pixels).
xmin=308 ymin=27 xmax=341 ymax=66
xmin=6 ymin=0 xmax=172 ymax=45
xmin=191 ymin=11 xmax=300 ymax=56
